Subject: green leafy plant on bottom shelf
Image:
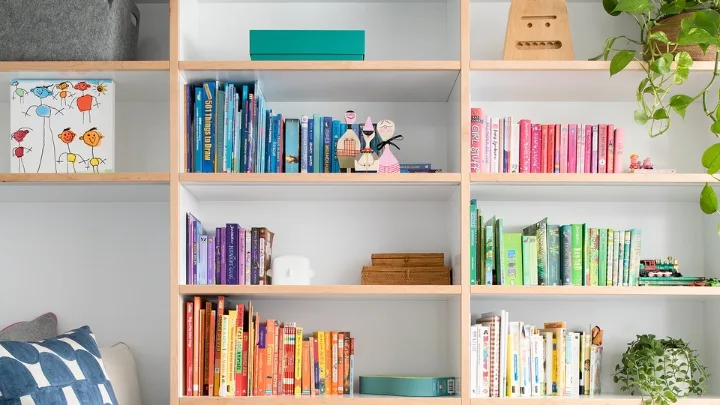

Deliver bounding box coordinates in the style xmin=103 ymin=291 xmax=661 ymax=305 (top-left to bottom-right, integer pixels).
xmin=614 ymin=334 xmax=709 ymax=405
xmin=593 ymin=0 xmax=720 ymax=218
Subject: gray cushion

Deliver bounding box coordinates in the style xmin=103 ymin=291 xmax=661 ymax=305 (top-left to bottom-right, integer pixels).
xmin=0 ymin=312 xmax=58 ymax=341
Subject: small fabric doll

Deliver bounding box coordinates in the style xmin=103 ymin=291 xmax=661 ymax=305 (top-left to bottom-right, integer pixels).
xmin=354 ymin=116 xmax=380 ymax=172
xmin=376 ymin=119 xmax=403 ymax=174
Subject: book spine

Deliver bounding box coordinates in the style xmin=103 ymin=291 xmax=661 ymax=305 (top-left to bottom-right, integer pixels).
xmin=300 ymin=116 xmax=309 ymax=173
xmin=613 ymin=231 xmax=621 ymax=286
xmin=307 ymin=117 xmax=314 ymax=173
xmin=598 ymin=229 xmax=608 ymax=287
xmin=547 ymin=124 xmax=556 ymax=173
xmin=302 ymin=340 xmax=311 ymax=395
xmin=606 ymin=229 xmax=614 ymax=286
xmin=485 ymin=225 xmax=495 ymax=285
xmin=616 ymin=231 xmax=625 ymax=286
xmin=226 ymin=224 xmax=238 ymax=285
xmin=471 ymin=325 xmax=479 ymax=397
xmin=606 ymin=125 xmax=615 ymax=173
xmin=245 ymin=229 xmax=252 ymax=285
xmin=589 ymin=228 xmax=599 ymax=286
xmin=530 ymin=123 xmax=541 ymax=173
xmin=583 ymin=125 xmax=592 ymax=173
xmin=485 ymin=117 xmax=493 ymax=173
xmin=559 ymin=125 xmax=568 ymax=173
xmin=519 ymin=119 xmax=531 ymax=173
xmin=259 ymin=229 xmax=266 ymax=285
xmin=471 ymin=108 xmax=482 ymax=173
xmin=599 ymin=124 xmax=608 ymax=173
xmin=295 ymin=327 xmax=304 ymax=396
xmin=540 ymin=124 xmax=548 ymax=173
xmin=583 ymin=225 xmax=590 ymax=286
xmin=186 ymin=301 xmax=194 ymax=396
xmin=187 ymin=216 xmax=194 ymax=284
xmin=194 ymin=87 xmax=203 ymax=172
xmin=568 ymin=124 xmax=577 ymax=173
xmin=202 ymin=82 xmax=216 ymax=173
xmin=470 ymin=199 xmax=478 ymax=285
xmin=547 ymin=225 xmax=561 ymax=285
xmin=323 ymin=117 xmax=332 ymax=173
xmin=207 ymin=236 xmax=215 ymax=285
xmin=614 ymin=128 xmax=624 ymax=173
xmin=491 ymin=119 xmax=500 ymax=172
xmin=576 ymin=124 xmax=584 ymax=173
xmin=591 ymin=125 xmax=599 ymax=173
xmin=198 ymin=235 xmax=207 ymax=285
xmin=215 ymin=228 xmax=223 ymax=285
xmin=235 ymin=306 xmax=245 ymax=396
xmin=630 ymin=229 xmax=642 ymax=286
xmin=509 ymin=117 xmax=519 ymax=173
xmin=570 ymin=224 xmax=583 ymax=286
xmin=537 ymin=224 xmax=548 ymax=286
xmin=560 ymin=225 xmax=572 ymax=285
xmin=238 ymin=228 xmax=246 ymax=285
xmin=251 ymin=228 xmax=260 ymax=285
xmin=623 ymin=230 xmax=631 ymax=285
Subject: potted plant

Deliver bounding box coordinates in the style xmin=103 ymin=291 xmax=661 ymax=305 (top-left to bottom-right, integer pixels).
xmin=593 ymin=0 xmax=720 ymax=218
xmin=614 ymin=334 xmax=709 ymax=405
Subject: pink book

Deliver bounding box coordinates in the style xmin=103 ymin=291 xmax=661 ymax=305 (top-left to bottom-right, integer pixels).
xmin=598 ymin=124 xmax=608 ymax=173
xmin=584 ymin=125 xmax=592 ymax=173
xmin=470 ymin=108 xmax=483 ymax=173
xmin=485 ymin=116 xmax=492 ymax=173
xmin=568 ymin=124 xmax=577 ymax=173
xmin=531 ymin=123 xmax=542 ymax=173
xmin=576 ymin=124 xmax=585 ymax=173
xmin=614 ymin=128 xmax=624 ymax=173
xmin=547 ymin=124 xmax=555 ymax=173
xmin=591 ymin=125 xmax=599 ymax=173
xmin=554 ymin=124 xmax=561 ymax=173
xmin=606 ymin=124 xmax=615 ymax=173
xmin=559 ymin=125 xmax=568 ymax=173
xmin=519 ymin=119 xmax=532 ymax=172
xmin=541 ymin=125 xmax=548 ymax=173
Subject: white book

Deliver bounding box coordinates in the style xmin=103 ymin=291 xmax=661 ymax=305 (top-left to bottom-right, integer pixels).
xmin=530 ymin=334 xmax=545 ymax=396
xmin=508 ymin=321 xmax=521 ymax=397
xmin=470 ymin=324 xmax=479 ymax=397
xmin=520 ymin=324 xmax=531 ymax=397
xmin=510 ymin=119 xmax=520 ymax=173
xmin=10 ymin=79 xmax=115 ymax=173
xmin=479 ymin=325 xmax=491 ymax=397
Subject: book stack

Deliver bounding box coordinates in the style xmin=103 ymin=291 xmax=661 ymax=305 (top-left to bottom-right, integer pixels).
xmin=186 ymin=296 xmax=355 ymax=397
xmin=469 ymin=201 xmax=642 ymax=286
xmin=469 ymin=108 xmax=624 ymax=174
xmin=471 ymin=313 xmax=603 ymax=398
xmin=186 ymin=214 xmax=275 ymax=285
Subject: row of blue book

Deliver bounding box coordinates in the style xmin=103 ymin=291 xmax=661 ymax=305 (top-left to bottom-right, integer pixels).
xmin=184 ymin=81 xmax=437 ymax=174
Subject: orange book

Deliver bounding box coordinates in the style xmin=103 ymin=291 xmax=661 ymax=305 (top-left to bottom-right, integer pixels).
xmin=272 ymin=322 xmax=280 ymax=395
xmin=213 ymin=297 xmax=225 ymax=396
xmin=198 ymin=309 xmax=205 ymax=396
xmin=208 ymin=309 xmax=216 ymax=396
xmin=246 ymin=303 xmax=255 ymax=396
xmin=328 ymin=332 xmax=336 ymax=395
xmin=192 ymin=296 xmax=201 ymax=396
xmin=302 ymin=340 xmax=311 ymax=395
xmin=255 ymin=318 xmax=267 ymax=396
xmin=309 ymin=337 xmax=316 ymax=397
xmin=337 ymin=333 xmax=344 ymax=395
xmin=241 ymin=331 xmax=249 ymax=396
xmin=185 ymin=301 xmax=193 ymax=396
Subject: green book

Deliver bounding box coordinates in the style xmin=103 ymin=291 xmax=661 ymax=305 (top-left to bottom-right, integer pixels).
xmin=522 ymin=235 xmax=538 ymax=285
xmin=485 ymin=224 xmax=495 ymax=285
xmin=571 ymin=224 xmax=583 ymax=286
xmin=616 ymin=231 xmax=625 ymax=286
xmin=470 ymin=200 xmax=478 ymax=285
xmin=598 ymin=228 xmax=608 ymax=287
xmin=589 ymin=228 xmax=599 ymax=286
xmin=503 ymin=233 xmax=523 ymax=286
xmin=523 ymin=217 xmax=548 ymax=285
xmin=582 ymin=224 xmax=590 ymax=286
xmin=629 ymin=229 xmax=642 ymax=286
xmin=359 ymin=376 xmax=458 ymax=397
xmin=560 ymin=225 xmax=573 ymax=285
xmin=623 ymin=230 xmax=631 ymax=286
xmin=546 ymin=225 xmax=561 ymax=285
xmin=495 ymin=218 xmax=506 ymax=285
xmin=478 ymin=210 xmax=485 ymax=285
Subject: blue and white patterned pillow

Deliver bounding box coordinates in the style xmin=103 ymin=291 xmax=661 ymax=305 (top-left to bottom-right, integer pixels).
xmin=0 ymin=325 xmax=118 ymax=405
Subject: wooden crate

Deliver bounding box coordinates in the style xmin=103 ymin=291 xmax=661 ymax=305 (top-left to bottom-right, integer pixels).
xmin=361 ymin=266 xmax=451 ymax=285
xmin=371 ymin=253 xmax=445 ymax=267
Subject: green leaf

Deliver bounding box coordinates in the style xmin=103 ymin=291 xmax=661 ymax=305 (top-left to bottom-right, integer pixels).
xmin=669 ymin=94 xmax=692 ymax=118
xmin=702 ymin=143 xmax=720 ymax=173
xmin=700 ymin=183 xmax=719 ymax=214
xmin=603 ymin=0 xmax=621 ymax=15
xmin=611 ymin=50 xmax=635 ymax=76
xmin=635 ymin=109 xmax=650 ymax=124
xmin=675 ymin=51 xmax=694 ymax=68
xmin=664 ymin=390 xmax=677 ymax=402
xmin=650 ymin=57 xmax=671 ymax=74
xmin=649 ymin=31 xmax=670 ymax=43
xmin=677 ymin=27 xmax=718 ymax=46
xmin=613 ymin=0 xmax=654 ymax=13
xmin=660 ymin=0 xmax=686 ymax=15
xmin=712 ymin=120 xmax=720 ymax=135
xmin=674 ymin=66 xmax=690 ymax=84
xmin=691 ymin=9 xmax=720 ymax=38
xmin=653 ymin=108 xmax=669 ymax=119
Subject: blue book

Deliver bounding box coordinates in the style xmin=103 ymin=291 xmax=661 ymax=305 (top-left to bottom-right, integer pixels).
xmin=300 ymin=116 xmax=309 ymax=173
xmin=313 ymin=114 xmax=322 ymax=172
xmin=269 ymin=115 xmax=278 ymax=173
xmin=332 ymin=120 xmax=343 ymax=173
xmin=201 ymin=82 xmax=216 ymax=173
xmin=322 ymin=117 xmax=332 ymax=172
xmin=193 ymin=87 xmax=203 ymax=173
xmin=241 ymin=85 xmax=250 ymax=173
xmin=308 ymin=118 xmax=315 ymax=173
xmin=285 ymin=118 xmax=300 ymax=173
xmin=265 ymin=109 xmax=273 ymax=173
xmin=214 ymin=82 xmax=224 ymax=173
xmin=225 ymin=83 xmax=235 ymax=173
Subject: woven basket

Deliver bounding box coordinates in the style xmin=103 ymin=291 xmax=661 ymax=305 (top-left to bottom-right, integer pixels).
xmin=371 ymin=253 xmax=445 ymax=267
xmin=646 ymin=12 xmax=717 ymax=61
xmin=361 ymin=266 xmax=452 ymax=285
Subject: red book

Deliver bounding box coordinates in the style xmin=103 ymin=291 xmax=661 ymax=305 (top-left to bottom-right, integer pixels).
xmin=234 ymin=304 xmax=245 ymax=397
xmin=518 ymin=119 xmax=532 ymax=172
xmin=540 ymin=125 xmax=548 ymax=173
xmin=547 ymin=124 xmax=556 ymax=173
xmin=568 ymin=124 xmax=577 ymax=173
xmin=530 ymin=124 xmax=541 ymax=173
xmin=186 ymin=301 xmax=194 ymax=396
xmin=607 ymin=125 xmax=615 ymax=173
xmin=207 ymin=306 xmax=216 ymax=396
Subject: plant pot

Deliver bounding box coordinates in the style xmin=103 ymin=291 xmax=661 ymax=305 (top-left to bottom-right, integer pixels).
xmin=646 ymin=12 xmax=717 ymax=62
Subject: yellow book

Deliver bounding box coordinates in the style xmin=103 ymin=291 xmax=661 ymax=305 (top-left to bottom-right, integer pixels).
xmin=314 ymin=331 xmax=326 ymax=395
xmin=506 ymin=330 xmax=514 ymax=397
xmin=227 ymin=310 xmax=237 ymax=397
xmin=331 ymin=332 xmax=338 ymax=396
xmin=295 ymin=327 xmax=303 ymax=396
xmin=325 ymin=332 xmax=332 ymax=395
xmin=219 ymin=315 xmax=229 ymax=397
xmin=541 ymin=326 xmax=566 ymax=396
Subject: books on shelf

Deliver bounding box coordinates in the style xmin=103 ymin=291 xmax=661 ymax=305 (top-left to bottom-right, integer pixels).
xmin=185 ymin=296 xmax=355 ymax=397
xmin=469 ymin=108 xmax=624 ymax=174
xmin=469 ymin=200 xmax=642 ymax=286
xmin=471 ymin=314 xmax=602 ymax=398
xmin=186 ymin=213 xmax=275 ymax=285
xmin=184 ymin=81 xmax=437 ymax=174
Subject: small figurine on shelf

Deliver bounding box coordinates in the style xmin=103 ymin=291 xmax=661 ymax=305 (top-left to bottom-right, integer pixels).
xmin=355 ymin=116 xmax=380 ymax=172
xmin=337 ymin=110 xmax=361 ymax=173
xmin=642 ymin=157 xmax=653 ymax=169
xmin=376 ymin=119 xmax=403 ymax=174
xmin=629 ymin=154 xmax=641 ymax=170
xmin=591 ymin=325 xmax=604 ymax=346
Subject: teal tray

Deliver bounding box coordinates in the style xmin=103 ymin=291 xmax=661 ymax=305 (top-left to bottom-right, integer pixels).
xmin=249 ymin=30 xmax=365 ymax=61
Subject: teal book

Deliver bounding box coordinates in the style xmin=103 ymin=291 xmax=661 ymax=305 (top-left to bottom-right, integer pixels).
xmin=359 ymin=376 xmax=457 ymax=397
xmin=571 ymin=224 xmax=583 ymax=286
xmin=546 ymin=224 xmax=561 ymax=285
xmin=284 ymin=118 xmax=300 ymax=173
xmin=470 ymin=199 xmax=478 ymax=285
xmin=522 ymin=235 xmax=538 ymax=285
xmin=485 ymin=220 xmax=495 ymax=285
xmin=560 ymin=225 xmax=572 ymax=285
xmin=523 ymin=218 xmax=548 ymax=285
xmin=598 ymin=228 xmax=608 ymax=287
xmin=503 ymin=233 xmax=523 ymax=286
xmin=495 ymin=218 xmax=505 ymax=285
xmin=313 ymin=114 xmax=323 ymax=173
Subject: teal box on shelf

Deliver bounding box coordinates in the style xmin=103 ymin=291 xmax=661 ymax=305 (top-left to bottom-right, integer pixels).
xmin=249 ymin=30 xmax=365 ymax=61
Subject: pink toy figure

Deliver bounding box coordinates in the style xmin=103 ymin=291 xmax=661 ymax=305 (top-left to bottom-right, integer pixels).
xmin=629 ymin=154 xmax=640 ymax=170
xmin=376 ymin=119 xmax=403 ymax=174
xmin=355 ymin=116 xmax=380 ymax=172
xmin=336 ymin=110 xmax=360 ymax=173
xmin=642 ymin=157 xmax=653 ymax=169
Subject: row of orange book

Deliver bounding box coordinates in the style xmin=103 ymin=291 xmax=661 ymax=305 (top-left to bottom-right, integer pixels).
xmin=186 ymin=296 xmax=355 ymax=397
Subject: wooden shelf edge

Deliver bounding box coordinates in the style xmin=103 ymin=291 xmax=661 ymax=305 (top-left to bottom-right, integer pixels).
xmin=179 ymin=396 xmax=461 ymax=404
xmin=470 ymin=60 xmax=718 ymax=72
xmin=179 ymin=285 xmax=461 ymax=296
xmin=469 ymin=397 xmax=718 ymax=404
xmin=180 ymin=172 xmax=461 ymax=184
xmin=469 ymin=173 xmax=717 ymax=184
xmin=471 ymin=285 xmax=720 ymax=296
xmin=0 ymin=173 xmax=170 ymax=183
xmin=0 ymin=61 xmax=170 ymax=72
xmin=179 ymin=60 xmax=461 ymax=71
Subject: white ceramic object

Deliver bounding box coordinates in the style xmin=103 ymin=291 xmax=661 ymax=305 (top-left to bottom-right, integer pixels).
xmin=269 ymin=255 xmax=315 ymax=285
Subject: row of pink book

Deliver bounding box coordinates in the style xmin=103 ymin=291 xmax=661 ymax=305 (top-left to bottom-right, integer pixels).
xmin=469 ymin=108 xmax=625 ymax=174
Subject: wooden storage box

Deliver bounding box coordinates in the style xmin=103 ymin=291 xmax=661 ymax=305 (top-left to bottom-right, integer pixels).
xmin=361 ymin=266 xmax=451 ymax=285
xmin=371 ymin=253 xmax=445 ymax=267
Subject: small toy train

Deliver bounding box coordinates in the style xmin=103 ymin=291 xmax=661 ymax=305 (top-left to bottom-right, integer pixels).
xmin=639 ymin=257 xmax=681 ymax=278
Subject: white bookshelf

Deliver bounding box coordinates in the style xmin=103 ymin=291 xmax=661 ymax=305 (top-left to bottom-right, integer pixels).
xmin=1 ymin=0 xmax=720 ymax=404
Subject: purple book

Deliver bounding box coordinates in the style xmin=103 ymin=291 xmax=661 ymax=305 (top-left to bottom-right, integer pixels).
xmin=219 ymin=227 xmax=227 ymax=285
xmin=226 ymin=223 xmax=239 ymax=285
xmin=207 ymin=236 xmax=215 ymax=285
xmin=238 ymin=228 xmax=246 ymax=285
xmin=251 ymin=227 xmax=260 ymax=285
xmin=215 ymin=228 xmax=222 ymax=285
xmin=186 ymin=214 xmax=195 ymax=285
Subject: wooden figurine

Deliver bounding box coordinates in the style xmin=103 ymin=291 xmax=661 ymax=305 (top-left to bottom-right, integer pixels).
xmin=503 ymin=0 xmax=574 ymax=60
xmin=355 ymin=116 xmax=380 ymax=172
xmin=376 ymin=119 xmax=403 ymax=174
xmin=336 ymin=110 xmax=361 ymax=173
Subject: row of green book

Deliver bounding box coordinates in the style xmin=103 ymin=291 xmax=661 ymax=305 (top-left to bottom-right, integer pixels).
xmin=469 ymin=200 xmax=642 ymax=286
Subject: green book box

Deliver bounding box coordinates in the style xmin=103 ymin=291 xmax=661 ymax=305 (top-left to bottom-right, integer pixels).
xmin=249 ymin=30 xmax=365 ymax=61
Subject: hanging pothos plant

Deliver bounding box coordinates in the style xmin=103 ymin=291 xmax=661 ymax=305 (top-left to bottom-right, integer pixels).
xmin=592 ymin=0 xmax=720 ymax=218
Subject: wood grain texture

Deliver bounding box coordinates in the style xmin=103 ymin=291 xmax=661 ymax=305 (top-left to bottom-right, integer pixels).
xmin=180 ymin=173 xmax=461 ymax=184
xmin=470 ymin=397 xmax=720 ymax=404
xmin=0 ymin=173 xmax=169 ymax=183
xmin=179 ymin=285 xmax=461 ymax=296
xmin=0 ymin=61 xmax=169 ymax=71
xmin=471 ymin=285 xmax=720 ymax=296
xmin=180 ymin=396 xmax=462 ymax=404
xmin=470 ymin=173 xmax=717 ymax=184
xmin=471 ymin=60 xmax=719 ymax=71
xmin=180 ymin=61 xmax=460 ymax=71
